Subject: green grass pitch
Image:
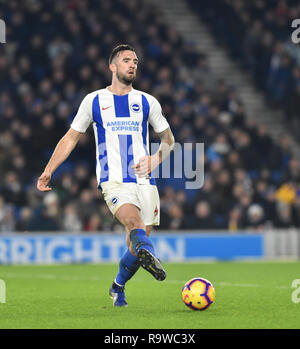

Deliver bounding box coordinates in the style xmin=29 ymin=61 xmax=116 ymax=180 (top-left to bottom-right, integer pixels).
xmin=0 ymin=261 xmax=299 ymax=329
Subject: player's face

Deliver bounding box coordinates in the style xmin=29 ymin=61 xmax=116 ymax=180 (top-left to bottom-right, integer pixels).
xmin=113 ymin=50 xmax=138 ymax=85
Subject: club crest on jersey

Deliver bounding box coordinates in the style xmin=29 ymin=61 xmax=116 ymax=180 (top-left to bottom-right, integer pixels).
xmin=130 ymin=103 xmax=141 ymax=113
xmin=111 ymin=197 xmax=119 ymax=206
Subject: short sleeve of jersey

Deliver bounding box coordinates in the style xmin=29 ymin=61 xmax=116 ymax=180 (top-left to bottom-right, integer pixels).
xmin=148 ymin=97 xmax=170 ymax=134
xmin=70 ymin=94 xmax=93 ymax=133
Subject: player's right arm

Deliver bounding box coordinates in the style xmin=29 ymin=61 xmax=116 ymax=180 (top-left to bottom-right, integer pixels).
xmin=37 ymin=128 xmax=83 ymax=191
xmin=37 ymin=93 xmax=93 ymax=192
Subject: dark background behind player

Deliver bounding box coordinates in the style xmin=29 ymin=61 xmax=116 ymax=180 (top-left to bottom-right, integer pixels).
xmin=0 ymin=0 xmax=300 ymax=233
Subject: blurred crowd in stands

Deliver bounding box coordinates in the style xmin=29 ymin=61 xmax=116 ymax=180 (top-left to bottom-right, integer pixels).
xmin=188 ymin=0 xmax=300 ymax=139
xmin=1 ymin=0 xmax=300 ymax=233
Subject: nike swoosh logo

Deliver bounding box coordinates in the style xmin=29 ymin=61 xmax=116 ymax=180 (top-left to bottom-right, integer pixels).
xmin=102 ymin=106 xmax=112 ymax=110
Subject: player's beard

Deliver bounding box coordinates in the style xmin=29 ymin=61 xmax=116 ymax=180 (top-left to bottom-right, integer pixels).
xmin=116 ymin=70 xmax=136 ymax=86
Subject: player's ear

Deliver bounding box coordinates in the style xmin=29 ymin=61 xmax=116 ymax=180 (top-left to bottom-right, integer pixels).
xmin=109 ymin=63 xmax=116 ymax=73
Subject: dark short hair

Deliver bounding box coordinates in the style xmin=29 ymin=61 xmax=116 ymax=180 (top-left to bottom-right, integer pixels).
xmin=108 ymin=44 xmax=136 ymax=65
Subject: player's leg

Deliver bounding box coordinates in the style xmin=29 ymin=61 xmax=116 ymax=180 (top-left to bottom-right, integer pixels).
xmin=102 ymin=182 xmax=142 ymax=306
xmin=109 ymin=223 xmax=138 ymax=306
xmin=112 ymin=225 xmax=152 ymax=289
xmin=133 ymin=184 xmax=166 ymax=281
xmin=109 ymin=205 xmax=153 ymax=306
xmin=114 ymin=224 xmax=140 ymax=287
xmin=117 ymin=204 xmax=154 ymax=254
xmin=116 ymin=224 xmax=151 ymax=281
xmin=109 ymin=225 xmax=152 ymax=287
xmin=103 ymin=182 xmax=165 ymax=306
xmin=146 ymin=225 xmax=152 ymax=237
xmin=116 ymin=203 xmax=166 ymax=281
xmin=144 ymin=224 xmax=164 ymax=264
xmin=133 ymin=230 xmax=166 ymax=282
xmin=109 ymin=228 xmax=139 ymax=307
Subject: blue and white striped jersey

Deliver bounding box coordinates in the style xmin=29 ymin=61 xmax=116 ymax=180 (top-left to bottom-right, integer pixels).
xmin=71 ymin=87 xmax=170 ymax=187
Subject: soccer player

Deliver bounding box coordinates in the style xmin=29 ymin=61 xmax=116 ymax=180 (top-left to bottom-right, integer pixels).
xmin=37 ymin=44 xmax=175 ymax=307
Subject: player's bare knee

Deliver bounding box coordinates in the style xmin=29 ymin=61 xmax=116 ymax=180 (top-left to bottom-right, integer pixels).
xmin=123 ymin=215 xmax=144 ymax=231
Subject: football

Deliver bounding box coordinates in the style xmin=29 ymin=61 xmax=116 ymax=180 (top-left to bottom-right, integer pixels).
xmin=182 ymin=277 xmax=215 ymax=311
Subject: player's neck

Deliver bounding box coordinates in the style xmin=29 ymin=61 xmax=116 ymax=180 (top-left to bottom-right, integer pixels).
xmin=107 ymin=81 xmax=133 ymax=96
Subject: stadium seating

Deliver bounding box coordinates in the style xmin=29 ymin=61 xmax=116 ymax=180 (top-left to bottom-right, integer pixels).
xmin=1 ymin=0 xmax=300 ymax=232
xmin=187 ymin=0 xmax=300 ymax=137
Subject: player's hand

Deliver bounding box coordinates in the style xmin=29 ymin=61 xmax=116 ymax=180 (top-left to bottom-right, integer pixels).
xmin=131 ymin=155 xmax=160 ymax=177
xmin=37 ymin=171 xmax=52 ymax=191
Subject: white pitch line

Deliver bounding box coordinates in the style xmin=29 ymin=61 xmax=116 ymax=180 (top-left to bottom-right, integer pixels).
xmin=0 ymin=272 xmax=290 ymax=289
xmin=0 ymin=272 xmax=101 ymax=281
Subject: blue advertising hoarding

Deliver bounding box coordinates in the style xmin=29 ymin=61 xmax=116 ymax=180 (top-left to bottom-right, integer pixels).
xmin=0 ymin=233 xmax=264 ymax=264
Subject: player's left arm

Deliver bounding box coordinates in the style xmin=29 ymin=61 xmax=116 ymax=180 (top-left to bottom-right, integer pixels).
xmin=155 ymin=126 xmax=175 ymax=163
xmin=132 ymin=127 xmax=175 ymax=177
